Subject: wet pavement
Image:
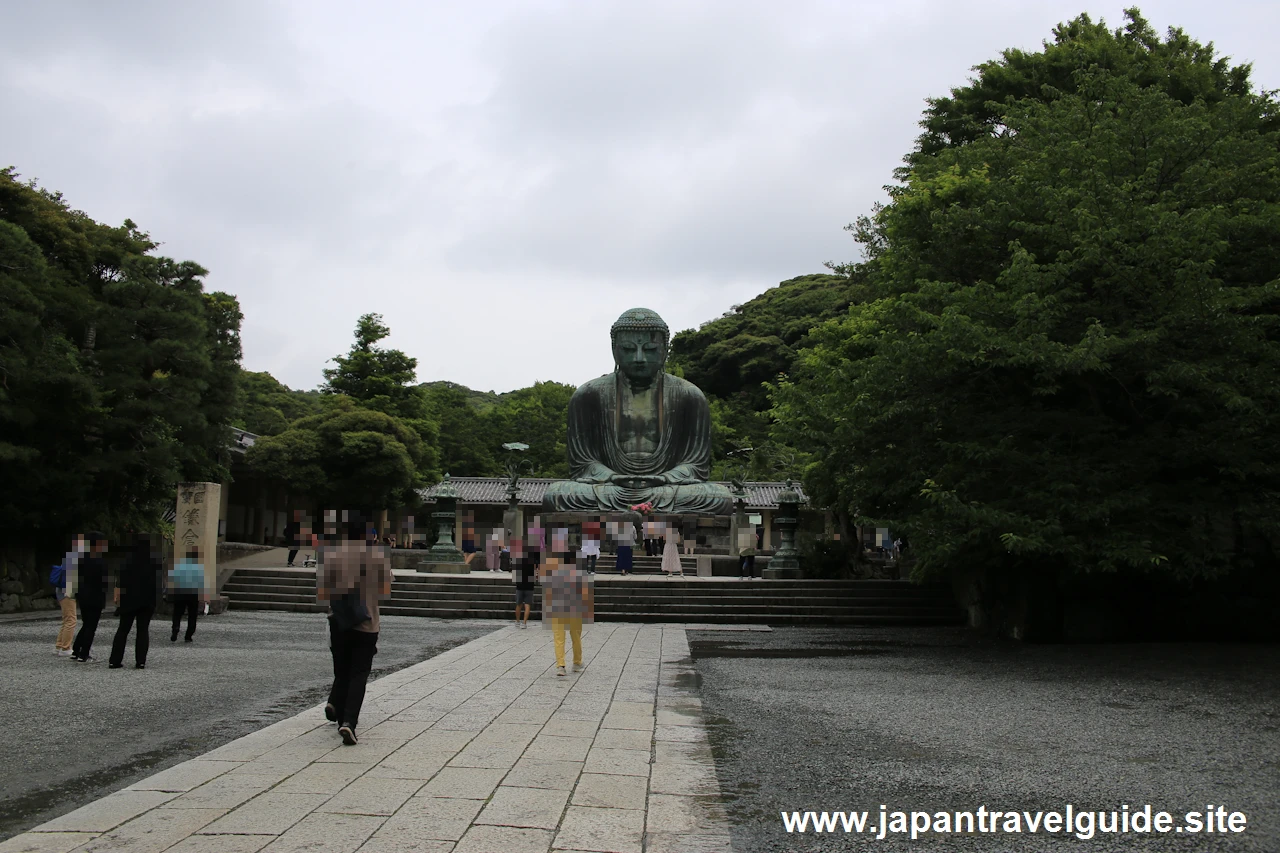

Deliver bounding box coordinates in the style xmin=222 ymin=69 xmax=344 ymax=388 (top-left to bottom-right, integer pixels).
xmin=690 ymin=627 xmax=1280 ymax=852
xmin=0 ymin=611 xmax=496 ymax=841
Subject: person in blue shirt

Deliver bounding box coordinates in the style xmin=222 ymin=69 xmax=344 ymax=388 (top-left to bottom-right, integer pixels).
xmin=169 ymin=548 xmax=205 ymax=643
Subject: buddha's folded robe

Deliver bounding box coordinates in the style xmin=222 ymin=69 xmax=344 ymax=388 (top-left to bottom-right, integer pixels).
xmin=543 ymin=372 xmax=734 ymax=514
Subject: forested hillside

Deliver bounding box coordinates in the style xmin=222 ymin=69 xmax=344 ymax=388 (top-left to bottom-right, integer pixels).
xmin=669 ymin=273 xmax=862 ymax=478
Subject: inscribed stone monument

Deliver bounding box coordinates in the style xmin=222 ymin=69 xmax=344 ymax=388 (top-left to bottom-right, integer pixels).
xmin=542 ymin=308 xmax=734 ymax=514
xmin=175 ymin=482 xmax=220 ymax=596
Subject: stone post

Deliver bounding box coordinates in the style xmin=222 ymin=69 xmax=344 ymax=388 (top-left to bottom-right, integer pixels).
xmin=176 ymin=482 xmax=221 ymax=598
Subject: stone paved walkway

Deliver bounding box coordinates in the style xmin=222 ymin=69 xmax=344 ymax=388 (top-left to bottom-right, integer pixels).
xmin=1 ymin=624 xmax=731 ymax=853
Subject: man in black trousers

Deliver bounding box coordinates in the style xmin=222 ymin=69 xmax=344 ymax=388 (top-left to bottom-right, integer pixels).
xmin=72 ymin=532 xmax=109 ymax=662
xmin=109 ymin=533 xmax=162 ymax=669
xmin=285 ymin=511 xmax=303 ymax=567
xmin=317 ymin=512 xmax=392 ymax=745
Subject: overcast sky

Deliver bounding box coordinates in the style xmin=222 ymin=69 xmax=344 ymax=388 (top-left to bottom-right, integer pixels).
xmin=5 ymin=1 xmax=1277 ymax=393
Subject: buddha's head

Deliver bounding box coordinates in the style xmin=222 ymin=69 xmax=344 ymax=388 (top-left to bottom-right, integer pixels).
xmin=611 ymin=308 xmax=669 ymax=388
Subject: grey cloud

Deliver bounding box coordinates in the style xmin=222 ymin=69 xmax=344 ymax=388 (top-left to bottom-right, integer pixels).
xmin=4 ymin=0 xmax=1278 ymax=393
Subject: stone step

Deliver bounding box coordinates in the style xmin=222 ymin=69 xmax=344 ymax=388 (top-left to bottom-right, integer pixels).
xmin=230 ymin=567 xmax=925 ymax=588
xmin=225 ymin=565 xmax=965 ymax=625
xmin=225 ymin=579 xmax=953 ymax=602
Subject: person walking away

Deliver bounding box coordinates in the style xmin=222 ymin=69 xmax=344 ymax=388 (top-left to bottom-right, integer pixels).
xmin=738 ymin=526 xmax=756 ymax=579
xmin=512 ymin=537 xmax=536 ymax=627
xmin=682 ymin=518 xmax=697 ymax=556
xmin=53 ymin=534 xmax=87 ymax=656
xmin=542 ymin=540 xmax=594 ymax=676
xmin=73 ymin=533 xmax=108 ymax=662
xmin=284 ymin=512 xmax=303 ymax=567
xmin=318 ymin=513 xmax=392 ymax=745
xmin=109 ymin=534 xmax=162 ymax=669
xmin=169 ymin=549 xmax=204 ymax=642
xmin=661 ymin=522 xmax=684 ymax=576
xmin=580 ymin=530 xmax=600 ymax=574
xmin=614 ymin=520 xmax=636 ymax=575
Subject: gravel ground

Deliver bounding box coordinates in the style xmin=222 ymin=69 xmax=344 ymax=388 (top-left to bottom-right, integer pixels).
xmin=0 ymin=610 xmax=497 ymax=840
xmin=690 ymin=627 xmax=1280 ymax=853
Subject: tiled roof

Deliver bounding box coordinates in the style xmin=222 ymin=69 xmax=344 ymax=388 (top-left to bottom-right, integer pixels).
xmin=418 ymin=478 xmax=807 ymax=510
xmin=418 ymin=478 xmax=556 ymax=506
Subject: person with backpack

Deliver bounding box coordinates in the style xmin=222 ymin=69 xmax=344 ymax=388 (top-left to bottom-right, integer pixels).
xmin=108 ymin=533 xmax=163 ymax=669
xmin=317 ymin=512 xmax=392 ymax=746
xmin=72 ymin=533 xmax=109 ymax=662
xmin=168 ymin=548 xmax=205 ymax=643
xmin=51 ymin=534 xmax=87 ymax=657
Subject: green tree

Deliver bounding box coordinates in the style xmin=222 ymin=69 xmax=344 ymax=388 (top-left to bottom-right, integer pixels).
xmin=773 ymin=10 xmax=1280 ymax=587
xmin=420 ymin=382 xmax=498 ymax=477
xmin=0 ymin=169 xmax=244 ymax=542
xmin=234 ymin=370 xmax=325 ymax=436
xmin=669 ymin=273 xmax=862 ymax=473
xmin=487 ymin=381 xmax=574 ymax=478
xmin=323 ymin=313 xmax=440 ymax=477
xmin=323 ymin=314 xmax=427 ymax=420
xmin=246 ymin=397 xmax=426 ymax=510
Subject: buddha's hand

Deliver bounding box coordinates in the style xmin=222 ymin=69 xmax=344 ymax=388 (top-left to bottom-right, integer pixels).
xmin=579 ymin=464 xmax=616 ymax=484
xmin=613 ymin=474 xmax=668 ymax=489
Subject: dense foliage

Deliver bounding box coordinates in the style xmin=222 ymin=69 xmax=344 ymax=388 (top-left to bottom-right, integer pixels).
xmin=245 ymin=314 xmax=573 ymax=507
xmin=669 ymin=274 xmax=860 ymax=479
xmin=420 ymin=380 xmax=574 ymax=479
xmin=773 ymin=10 xmax=1280 ymax=583
xmin=245 ymin=398 xmax=427 ymax=511
xmin=234 ymin=370 xmax=324 ymax=436
xmin=0 ymin=169 xmax=242 ymax=544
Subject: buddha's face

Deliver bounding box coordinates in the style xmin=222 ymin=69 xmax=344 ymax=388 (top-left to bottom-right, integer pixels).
xmin=613 ymin=330 xmax=666 ymax=385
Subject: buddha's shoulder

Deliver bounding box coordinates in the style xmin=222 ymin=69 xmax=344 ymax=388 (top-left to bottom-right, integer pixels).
xmin=662 ymin=373 xmax=705 ymax=399
xmin=571 ymin=374 xmax=614 ymax=403
xmin=571 ymin=372 xmax=706 ymax=400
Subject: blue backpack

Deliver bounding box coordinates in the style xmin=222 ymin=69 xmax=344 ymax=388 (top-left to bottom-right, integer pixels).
xmin=49 ymin=564 xmax=66 ymax=590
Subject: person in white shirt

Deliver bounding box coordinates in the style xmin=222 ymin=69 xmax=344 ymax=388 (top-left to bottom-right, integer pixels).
xmin=580 ymin=531 xmax=601 ymax=574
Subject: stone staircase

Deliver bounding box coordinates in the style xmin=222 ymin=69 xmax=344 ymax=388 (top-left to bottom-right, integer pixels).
xmin=222 ymin=568 xmax=965 ymax=625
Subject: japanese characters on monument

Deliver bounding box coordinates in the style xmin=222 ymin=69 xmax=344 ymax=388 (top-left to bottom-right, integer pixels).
xmin=175 ymin=482 xmax=221 ymax=596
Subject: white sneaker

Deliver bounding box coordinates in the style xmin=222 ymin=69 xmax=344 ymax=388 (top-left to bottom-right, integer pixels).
xmin=556 ymin=666 xmax=567 ymax=677
xmin=57 ymin=649 xmax=72 ymax=657
xmin=572 ymin=663 xmax=584 ymax=673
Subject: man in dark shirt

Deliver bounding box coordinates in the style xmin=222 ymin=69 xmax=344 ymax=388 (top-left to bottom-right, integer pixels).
xmin=72 ymin=532 xmax=109 ymax=662
xmin=512 ymin=537 xmax=536 ymax=628
xmin=108 ymin=534 xmax=162 ymax=669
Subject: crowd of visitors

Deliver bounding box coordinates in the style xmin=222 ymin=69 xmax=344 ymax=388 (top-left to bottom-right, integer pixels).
xmin=49 ymin=532 xmax=211 ymax=667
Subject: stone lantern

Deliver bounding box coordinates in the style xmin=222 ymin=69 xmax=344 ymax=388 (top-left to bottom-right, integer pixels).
xmin=427 ymin=474 xmax=465 ymax=564
xmin=502 ymin=442 xmax=529 ymax=543
xmin=764 ymin=478 xmax=801 ymax=578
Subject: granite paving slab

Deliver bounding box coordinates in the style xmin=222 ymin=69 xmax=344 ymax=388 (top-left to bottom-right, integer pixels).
xmin=6 ymin=624 xmax=731 ymax=853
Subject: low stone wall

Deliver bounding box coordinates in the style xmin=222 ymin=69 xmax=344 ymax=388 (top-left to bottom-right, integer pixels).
xmin=217 ymin=541 xmax=275 ymax=565
xmin=0 ymin=547 xmax=55 ymax=614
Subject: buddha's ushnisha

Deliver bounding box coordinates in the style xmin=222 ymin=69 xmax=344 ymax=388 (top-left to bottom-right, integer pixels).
xmin=542 ymin=308 xmax=734 ymax=514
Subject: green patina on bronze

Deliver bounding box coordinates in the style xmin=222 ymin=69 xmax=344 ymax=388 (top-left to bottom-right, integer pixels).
xmin=543 ymin=308 xmax=734 ymax=514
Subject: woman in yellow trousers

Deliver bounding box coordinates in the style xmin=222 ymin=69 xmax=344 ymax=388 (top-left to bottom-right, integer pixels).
xmin=540 ymin=530 xmax=594 ymax=676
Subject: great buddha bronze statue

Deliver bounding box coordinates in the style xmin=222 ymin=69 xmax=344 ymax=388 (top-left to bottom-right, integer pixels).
xmin=542 ymin=308 xmax=734 ymax=515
